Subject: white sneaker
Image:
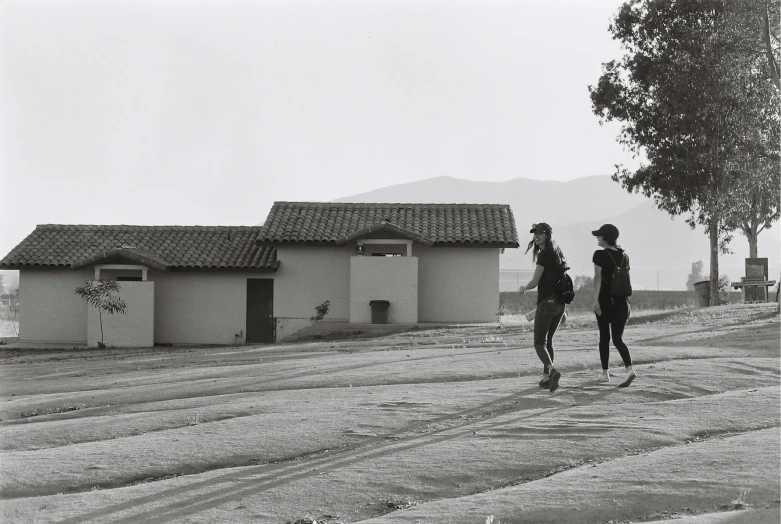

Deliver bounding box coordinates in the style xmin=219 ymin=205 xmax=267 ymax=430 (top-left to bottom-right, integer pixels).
xmin=599 ymin=371 xmax=610 ymax=382
xmin=618 ymin=368 xmax=636 ymax=387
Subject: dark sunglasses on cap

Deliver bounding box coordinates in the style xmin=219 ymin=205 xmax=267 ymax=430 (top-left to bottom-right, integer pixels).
xmin=530 ymin=223 xmax=552 ymax=234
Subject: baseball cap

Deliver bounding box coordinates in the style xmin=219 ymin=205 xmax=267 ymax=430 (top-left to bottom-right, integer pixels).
xmin=530 ymin=223 xmax=552 ymax=234
xmin=591 ymin=224 xmax=619 ymax=243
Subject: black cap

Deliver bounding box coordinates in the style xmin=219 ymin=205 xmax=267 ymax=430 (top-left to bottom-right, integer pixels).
xmin=530 ymin=222 xmax=552 ymax=235
xmin=591 ymin=224 xmax=619 ymax=243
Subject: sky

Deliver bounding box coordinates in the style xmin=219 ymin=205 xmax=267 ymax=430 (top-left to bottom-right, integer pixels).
xmin=0 ymin=0 xmax=640 ymax=259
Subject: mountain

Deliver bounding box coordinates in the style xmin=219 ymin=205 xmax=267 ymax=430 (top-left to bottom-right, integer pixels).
xmin=334 ymin=175 xmax=649 ymax=226
xmin=335 ymin=176 xmax=780 ymax=290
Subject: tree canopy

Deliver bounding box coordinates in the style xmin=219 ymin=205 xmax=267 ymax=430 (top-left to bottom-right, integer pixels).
xmin=590 ymin=0 xmax=780 ymax=303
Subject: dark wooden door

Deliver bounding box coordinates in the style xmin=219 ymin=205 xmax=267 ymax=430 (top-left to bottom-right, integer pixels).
xmin=246 ymin=279 xmax=274 ymax=343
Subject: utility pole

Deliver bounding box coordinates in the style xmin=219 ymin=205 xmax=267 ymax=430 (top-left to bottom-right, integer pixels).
xmin=657 ymin=269 xmax=659 ymax=291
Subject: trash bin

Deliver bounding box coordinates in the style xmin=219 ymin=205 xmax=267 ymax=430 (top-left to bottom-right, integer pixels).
xmin=693 ymin=280 xmax=710 ymax=307
xmin=369 ymin=300 xmax=390 ymax=324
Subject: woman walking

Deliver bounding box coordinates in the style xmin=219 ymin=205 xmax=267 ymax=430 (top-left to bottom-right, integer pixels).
xmin=591 ymin=224 xmax=636 ymax=387
xmin=519 ymin=223 xmax=567 ymax=392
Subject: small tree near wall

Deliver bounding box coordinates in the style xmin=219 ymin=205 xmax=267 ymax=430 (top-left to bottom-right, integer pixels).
xmin=75 ymin=280 xmax=127 ymax=348
xmin=310 ymin=300 xmax=330 ymax=325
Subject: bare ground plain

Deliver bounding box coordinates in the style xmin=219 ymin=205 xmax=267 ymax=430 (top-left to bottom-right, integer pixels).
xmin=0 ymin=304 xmax=778 ymax=524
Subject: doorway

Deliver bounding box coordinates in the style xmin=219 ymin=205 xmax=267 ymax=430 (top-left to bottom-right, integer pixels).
xmin=246 ymin=279 xmax=274 ymax=343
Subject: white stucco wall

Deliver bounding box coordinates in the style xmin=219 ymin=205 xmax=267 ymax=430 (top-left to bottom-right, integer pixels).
xmin=88 ymin=281 xmax=154 ymax=347
xmin=272 ymin=244 xmax=501 ymax=330
xmin=416 ymin=246 xmax=501 ymax=322
xmin=18 ymin=269 xmax=92 ymax=344
xmin=18 ymin=269 xmax=276 ymax=346
xmin=273 ymin=245 xmax=352 ymax=322
xmin=349 ymin=256 xmax=418 ymax=323
xmin=148 ymin=270 xmax=275 ymax=345
xmin=17 ymin=244 xmax=502 ymax=345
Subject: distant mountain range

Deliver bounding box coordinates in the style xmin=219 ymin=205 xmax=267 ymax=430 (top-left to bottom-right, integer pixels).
xmin=334 ymin=175 xmax=649 ymax=224
xmin=334 ymin=176 xmax=780 ymax=290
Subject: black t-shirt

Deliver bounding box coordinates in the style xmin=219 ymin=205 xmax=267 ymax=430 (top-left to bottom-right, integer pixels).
xmin=537 ymin=248 xmax=560 ymax=303
xmin=593 ymin=248 xmax=630 ymax=302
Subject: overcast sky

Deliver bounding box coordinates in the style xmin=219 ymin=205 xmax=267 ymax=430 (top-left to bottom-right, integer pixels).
xmin=0 ymin=0 xmax=639 ymax=257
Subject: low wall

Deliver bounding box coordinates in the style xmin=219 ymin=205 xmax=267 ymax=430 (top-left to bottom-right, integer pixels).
xmin=349 ymin=257 xmax=418 ymax=324
xmin=500 ymin=289 xmax=752 ymax=314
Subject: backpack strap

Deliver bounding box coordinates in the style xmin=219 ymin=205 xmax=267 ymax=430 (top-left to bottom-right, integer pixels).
xmin=605 ymin=249 xmax=624 ymax=269
xmin=601 ymin=250 xmax=622 ymax=292
xmin=601 ymin=255 xmax=611 ymax=288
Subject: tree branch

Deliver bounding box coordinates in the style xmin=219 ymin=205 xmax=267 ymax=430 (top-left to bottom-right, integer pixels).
xmin=764 ymin=1 xmax=781 ymax=90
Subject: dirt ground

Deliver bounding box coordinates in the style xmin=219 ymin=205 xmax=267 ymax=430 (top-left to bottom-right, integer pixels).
xmin=0 ymin=303 xmax=778 ymax=524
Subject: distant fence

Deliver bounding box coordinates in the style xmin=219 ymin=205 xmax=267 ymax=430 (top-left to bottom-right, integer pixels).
xmin=499 ymin=289 xmax=774 ymax=314
xmin=500 ymin=268 xmax=778 ymax=293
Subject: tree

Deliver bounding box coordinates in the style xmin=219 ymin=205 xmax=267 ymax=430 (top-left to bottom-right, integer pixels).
xmin=590 ymin=0 xmax=779 ymax=306
xmin=75 ymin=280 xmax=127 ymax=348
xmin=686 ymin=261 xmax=706 ymax=291
xmin=309 ymin=300 xmax=330 ymax=325
xmin=719 ymin=0 xmax=781 ymax=257
xmin=573 ymin=275 xmax=594 ymax=291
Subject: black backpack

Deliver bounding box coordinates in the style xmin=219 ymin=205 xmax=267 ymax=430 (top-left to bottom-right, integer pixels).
xmin=606 ymin=250 xmax=632 ymax=297
xmin=555 ymin=267 xmax=576 ymax=304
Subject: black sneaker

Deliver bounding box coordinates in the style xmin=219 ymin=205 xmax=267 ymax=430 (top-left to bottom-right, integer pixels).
xmin=548 ymin=369 xmax=561 ymax=392
xmin=538 ymin=376 xmax=550 ymax=388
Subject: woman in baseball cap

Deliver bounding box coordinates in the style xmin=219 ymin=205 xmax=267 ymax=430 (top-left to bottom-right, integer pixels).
xmin=591 ymin=224 xmax=636 ymax=387
xmin=519 ymin=222 xmax=568 ymax=392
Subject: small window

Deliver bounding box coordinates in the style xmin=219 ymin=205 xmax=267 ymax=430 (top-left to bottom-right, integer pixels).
xmin=371 ymin=253 xmax=402 ymax=257
xmin=116 ymin=276 xmax=143 ymax=282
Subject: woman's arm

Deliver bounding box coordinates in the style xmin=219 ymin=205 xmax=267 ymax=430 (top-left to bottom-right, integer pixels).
xmin=593 ymin=264 xmax=602 ymax=315
xmin=520 ymin=264 xmax=545 ymax=294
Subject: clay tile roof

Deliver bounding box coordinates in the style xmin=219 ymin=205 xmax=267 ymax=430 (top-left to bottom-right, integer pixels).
xmin=258 ymin=202 xmax=520 ymax=247
xmin=0 ymin=225 xmax=278 ymax=271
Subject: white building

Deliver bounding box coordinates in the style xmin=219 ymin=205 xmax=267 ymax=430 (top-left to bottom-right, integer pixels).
xmin=0 ymin=202 xmax=519 ymax=347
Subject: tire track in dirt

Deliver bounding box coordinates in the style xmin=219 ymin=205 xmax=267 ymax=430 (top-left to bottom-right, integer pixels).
xmin=3 ymin=352 xmax=774 ymax=455
xmin=53 ymin=383 xmax=615 ymax=523
xmin=1 ymin=344 xmax=536 ymax=429
xmin=50 ymin=382 xmax=779 ymax=523
xmin=6 ymin=335 xmax=769 ymax=425
xmin=358 ymin=427 xmax=781 ymax=524
xmin=6 ymin=382 xmax=553 ymax=495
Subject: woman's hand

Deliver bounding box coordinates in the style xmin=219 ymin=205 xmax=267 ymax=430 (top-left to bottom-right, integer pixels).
xmin=519 ymin=285 xmax=525 ymax=295
xmin=593 ymin=302 xmax=601 ymax=316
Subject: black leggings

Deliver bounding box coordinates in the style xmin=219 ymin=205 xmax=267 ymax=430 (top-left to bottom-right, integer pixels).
xmin=596 ymin=314 xmax=633 ymax=369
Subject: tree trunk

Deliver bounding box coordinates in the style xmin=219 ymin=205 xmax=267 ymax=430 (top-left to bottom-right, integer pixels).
xmin=99 ymin=310 xmax=104 ymax=346
xmin=742 ymin=225 xmax=759 ymax=258
xmin=749 ymin=231 xmax=758 ymax=259
xmin=709 ymin=217 xmax=720 ymax=307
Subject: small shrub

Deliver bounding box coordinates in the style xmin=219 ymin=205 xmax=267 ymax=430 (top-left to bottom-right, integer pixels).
xmin=310 ymin=300 xmax=331 ymax=324
xmin=718 ymin=275 xmax=731 ymax=305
